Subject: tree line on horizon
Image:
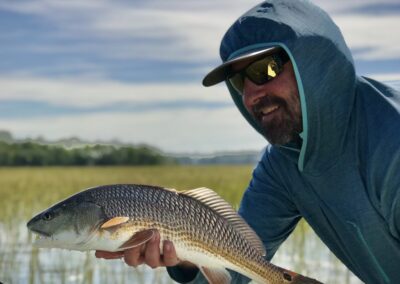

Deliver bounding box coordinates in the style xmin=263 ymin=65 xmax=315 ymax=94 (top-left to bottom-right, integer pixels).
xmin=0 ymin=141 xmax=175 ymax=166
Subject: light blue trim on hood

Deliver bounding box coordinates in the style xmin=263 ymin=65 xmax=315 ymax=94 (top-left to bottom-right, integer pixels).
xmin=226 ymin=42 xmax=308 ymax=172
xmin=220 ymin=0 xmax=357 ymax=174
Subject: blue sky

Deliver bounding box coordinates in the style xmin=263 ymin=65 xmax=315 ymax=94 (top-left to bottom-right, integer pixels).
xmin=0 ymin=0 xmax=399 ymax=153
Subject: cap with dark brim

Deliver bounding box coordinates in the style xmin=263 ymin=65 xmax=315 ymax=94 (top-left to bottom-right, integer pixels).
xmin=202 ymin=46 xmax=282 ymax=87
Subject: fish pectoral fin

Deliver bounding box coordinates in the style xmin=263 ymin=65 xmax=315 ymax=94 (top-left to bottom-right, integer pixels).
xmin=118 ymin=229 xmax=155 ymax=250
xmin=100 ymin=216 xmax=130 ymax=229
xmin=200 ymin=266 xmax=231 ymax=284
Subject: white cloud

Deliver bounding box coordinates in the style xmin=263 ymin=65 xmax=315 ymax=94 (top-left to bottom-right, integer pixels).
xmin=0 ymin=76 xmax=229 ymax=107
xmin=0 ymin=108 xmax=266 ymax=153
xmin=2 ymin=0 xmax=399 ymax=65
xmin=315 ymin=1 xmax=400 ymax=60
xmin=0 ymin=0 xmax=260 ymax=62
xmin=333 ymin=15 xmax=400 ymax=60
xmin=314 ymin=0 xmax=399 ymax=14
xmin=2 ymin=0 xmax=399 ymax=63
xmin=368 ymin=73 xmax=400 ymax=82
xmin=0 ymin=0 xmax=399 ymax=153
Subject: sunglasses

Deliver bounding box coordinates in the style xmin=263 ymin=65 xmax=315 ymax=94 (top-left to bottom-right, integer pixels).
xmin=228 ymin=52 xmax=289 ymax=94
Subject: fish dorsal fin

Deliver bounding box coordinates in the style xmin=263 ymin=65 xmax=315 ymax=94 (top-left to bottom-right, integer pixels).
xmin=200 ymin=266 xmax=231 ymax=284
xmin=182 ymin=187 xmax=266 ymax=256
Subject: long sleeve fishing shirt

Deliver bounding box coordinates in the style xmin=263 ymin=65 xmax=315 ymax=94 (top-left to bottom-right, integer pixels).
xmin=168 ymin=0 xmax=400 ymax=283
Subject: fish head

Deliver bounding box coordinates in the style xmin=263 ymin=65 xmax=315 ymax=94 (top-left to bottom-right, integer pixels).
xmin=27 ymin=195 xmax=107 ymax=250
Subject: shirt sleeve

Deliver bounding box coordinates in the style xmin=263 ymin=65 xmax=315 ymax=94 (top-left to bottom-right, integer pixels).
xmin=371 ymin=139 xmax=400 ymax=241
xmin=166 ymin=265 xmax=200 ymax=283
xmin=383 ymin=172 xmax=400 ymax=241
xmin=239 ymin=148 xmax=301 ymax=260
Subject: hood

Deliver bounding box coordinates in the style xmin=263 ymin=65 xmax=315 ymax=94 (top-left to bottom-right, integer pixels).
xmin=219 ymin=0 xmax=356 ymax=173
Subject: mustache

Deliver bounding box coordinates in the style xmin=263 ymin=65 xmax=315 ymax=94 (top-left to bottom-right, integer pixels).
xmin=252 ymin=95 xmax=287 ymax=115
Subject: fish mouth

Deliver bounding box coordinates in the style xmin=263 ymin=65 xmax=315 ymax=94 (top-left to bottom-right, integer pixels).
xmin=29 ymin=229 xmax=60 ymax=248
xmin=29 ymin=228 xmax=52 ymax=238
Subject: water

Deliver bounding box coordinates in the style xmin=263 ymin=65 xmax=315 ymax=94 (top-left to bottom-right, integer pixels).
xmin=0 ymin=166 xmax=364 ymax=283
xmin=1 ymin=222 xmax=174 ymax=284
xmin=0 ymin=221 xmax=362 ymax=284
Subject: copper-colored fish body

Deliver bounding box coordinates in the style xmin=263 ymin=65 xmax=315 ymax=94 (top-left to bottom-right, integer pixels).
xmin=27 ymin=184 xmax=322 ymax=284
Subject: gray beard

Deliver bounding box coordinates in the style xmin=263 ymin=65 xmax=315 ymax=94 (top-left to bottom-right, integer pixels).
xmin=253 ymin=92 xmax=302 ymax=146
xmin=262 ymin=115 xmax=302 ymax=145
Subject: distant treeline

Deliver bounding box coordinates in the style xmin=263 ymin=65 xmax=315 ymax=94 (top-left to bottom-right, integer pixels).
xmin=0 ymin=141 xmax=175 ymax=166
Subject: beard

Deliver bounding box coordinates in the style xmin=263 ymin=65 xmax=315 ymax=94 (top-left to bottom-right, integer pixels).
xmin=252 ymin=92 xmax=303 ymax=145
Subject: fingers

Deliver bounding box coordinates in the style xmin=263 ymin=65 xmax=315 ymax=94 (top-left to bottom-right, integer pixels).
xmin=123 ymin=245 xmax=145 ymax=267
xmin=123 ymin=231 xmax=160 ymax=268
xmin=144 ymin=235 xmax=180 ymax=268
xmin=163 ymin=240 xmax=180 ymax=267
xmin=144 ymin=231 xmax=162 ymax=268
xmin=95 ymin=230 xmax=180 ymax=269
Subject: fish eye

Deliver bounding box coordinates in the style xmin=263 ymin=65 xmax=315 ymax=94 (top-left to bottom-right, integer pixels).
xmin=42 ymin=212 xmax=53 ymax=221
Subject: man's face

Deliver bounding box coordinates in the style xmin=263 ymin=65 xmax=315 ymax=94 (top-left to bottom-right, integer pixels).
xmin=239 ymin=60 xmax=303 ymax=145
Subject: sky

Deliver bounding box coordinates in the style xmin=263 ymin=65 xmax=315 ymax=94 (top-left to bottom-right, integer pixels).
xmin=0 ymin=0 xmax=399 ymax=154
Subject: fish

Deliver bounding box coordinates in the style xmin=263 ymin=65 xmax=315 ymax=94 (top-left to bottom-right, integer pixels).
xmin=27 ymin=184 xmax=323 ymax=284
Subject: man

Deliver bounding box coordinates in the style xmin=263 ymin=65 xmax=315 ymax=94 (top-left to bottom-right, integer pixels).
xmin=96 ymin=0 xmax=400 ymax=283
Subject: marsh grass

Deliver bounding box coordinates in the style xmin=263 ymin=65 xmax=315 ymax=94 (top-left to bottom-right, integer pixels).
xmin=0 ymin=166 xmax=361 ymax=284
xmin=0 ymin=165 xmax=252 ymax=221
xmin=0 ymin=166 xmax=253 ymax=284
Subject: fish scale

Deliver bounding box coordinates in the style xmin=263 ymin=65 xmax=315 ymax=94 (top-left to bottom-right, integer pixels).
xmin=27 ymin=184 xmax=323 ymax=284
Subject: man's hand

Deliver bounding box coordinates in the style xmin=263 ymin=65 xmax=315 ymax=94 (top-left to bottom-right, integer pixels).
xmin=95 ymin=230 xmax=189 ymax=269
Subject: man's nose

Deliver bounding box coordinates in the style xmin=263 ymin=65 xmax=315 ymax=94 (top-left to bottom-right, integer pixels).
xmin=242 ymin=79 xmax=266 ymax=106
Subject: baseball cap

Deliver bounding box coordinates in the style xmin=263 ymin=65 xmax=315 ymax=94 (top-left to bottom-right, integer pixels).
xmin=202 ymin=46 xmax=282 ymax=87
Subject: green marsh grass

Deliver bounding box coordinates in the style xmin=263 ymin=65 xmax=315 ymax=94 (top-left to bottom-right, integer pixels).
xmin=0 ymin=166 xmax=253 ymax=284
xmin=0 ymin=165 xmax=253 ymax=221
xmin=0 ymin=166 xmax=360 ymax=284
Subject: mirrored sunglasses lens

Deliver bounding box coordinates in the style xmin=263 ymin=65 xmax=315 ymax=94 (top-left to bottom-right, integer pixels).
xmin=227 ymin=54 xmax=284 ymax=94
xmin=246 ymin=56 xmax=281 ymax=84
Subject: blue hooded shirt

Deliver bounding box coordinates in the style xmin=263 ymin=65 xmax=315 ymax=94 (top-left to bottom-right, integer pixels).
xmin=168 ymin=1 xmax=400 ymax=283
